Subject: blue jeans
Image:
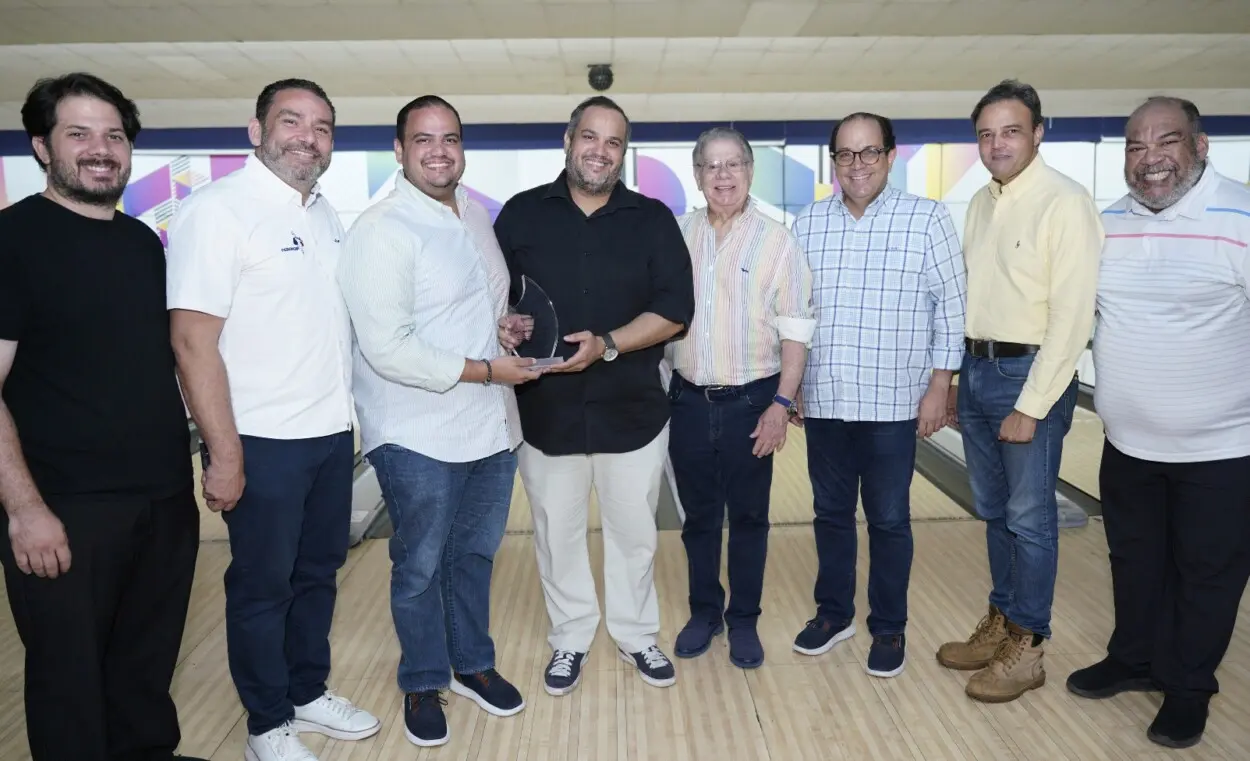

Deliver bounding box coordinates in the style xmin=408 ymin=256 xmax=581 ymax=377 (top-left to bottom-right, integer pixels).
xmin=368 ymin=444 xmax=514 ymax=693
xmin=805 ymin=418 xmax=917 ymax=636
xmin=668 ymin=373 xmax=777 ymax=630
xmin=958 ymin=353 xmax=1077 ymax=638
xmin=222 ymin=431 xmax=353 ymax=736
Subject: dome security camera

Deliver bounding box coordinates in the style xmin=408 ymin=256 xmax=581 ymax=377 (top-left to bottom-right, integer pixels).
xmin=587 ymin=64 xmax=614 ymax=92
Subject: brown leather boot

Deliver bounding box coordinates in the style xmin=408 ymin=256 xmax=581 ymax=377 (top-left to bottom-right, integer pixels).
xmin=936 ymin=604 xmax=1007 ymax=670
xmin=965 ymin=621 xmax=1046 ymax=703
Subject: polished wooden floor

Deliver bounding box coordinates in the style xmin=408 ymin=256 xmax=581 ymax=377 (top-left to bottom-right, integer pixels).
xmin=3 ymin=429 xmax=1246 ymax=760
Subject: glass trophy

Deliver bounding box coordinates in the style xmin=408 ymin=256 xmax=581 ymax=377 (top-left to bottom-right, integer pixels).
xmin=510 ymin=275 xmax=564 ymax=367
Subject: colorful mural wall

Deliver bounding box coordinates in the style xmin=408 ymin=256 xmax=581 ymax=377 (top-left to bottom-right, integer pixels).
xmin=3 ymin=138 xmax=1249 ymax=245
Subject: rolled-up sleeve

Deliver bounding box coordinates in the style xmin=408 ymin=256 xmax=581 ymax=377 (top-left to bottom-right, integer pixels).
xmin=165 ymin=195 xmax=241 ymax=318
xmin=337 ymin=220 xmax=464 ymax=393
xmin=646 ymin=204 xmax=696 ymax=336
xmin=1015 ymin=193 xmax=1103 ymax=419
xmin=772 ymin=230 xmax=816 ymax=345
xmin=924 ymin=204 xmax=967 ymax=371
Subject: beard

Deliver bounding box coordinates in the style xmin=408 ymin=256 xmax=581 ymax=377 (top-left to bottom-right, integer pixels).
xmin=566 ymin=150 xmax=621 ymax=196
xmin=46 ymin=145 xmax=130 ymax=208
xmin=258 ymin=130 xmax=331 ymax=186
xmin=1127 ymin=156 xmax=1205 ymax=211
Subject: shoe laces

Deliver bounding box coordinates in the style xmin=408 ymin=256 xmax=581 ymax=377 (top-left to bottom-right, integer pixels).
xmin=548 ymin=650 xmax=578 ymax=678
xmin=803 ymin=617 xmax=830 ymax=632
xmin=640 ymin=646 xmax=670 ymax=670
xmin=407 ymin=690 xmax=447 ymax=713
xmin=314 ymin=689 xmax=357 ymax=721
xmin=968 ymin=612 xmax=1003 ymax=646
xmin=989 ymin=631 xmax=1027 ymax=670
xmin=261 ymin=723 xmax=315 ymax=760
xmin=873 ymin=634 xmax=902 ymax=649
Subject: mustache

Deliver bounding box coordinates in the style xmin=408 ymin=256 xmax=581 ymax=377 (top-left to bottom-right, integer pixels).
xmin=282 ymin=141 xmax=322 ymax=158
xmin=77 ymin=156 xmax=120 ymax=169
xmin=1135 ymin=160 xmax=1176 ymax=177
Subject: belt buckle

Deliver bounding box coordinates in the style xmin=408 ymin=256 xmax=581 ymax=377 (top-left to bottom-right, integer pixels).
xmin=985 ymin=340 xmax=997 ymax=360
xmin=704 ymin=385 xmax=726 ymax=401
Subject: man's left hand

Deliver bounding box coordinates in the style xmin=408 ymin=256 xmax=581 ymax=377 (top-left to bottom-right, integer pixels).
xmin=917 ymin=386 xmax=948 ymax=438
xmin=548 ymin=331 xmax=604 ymax=373
xmin=999 ymin=410 xmax=1037 ymax=443
xmin=750 ymin=403 xmax=790 ymax=457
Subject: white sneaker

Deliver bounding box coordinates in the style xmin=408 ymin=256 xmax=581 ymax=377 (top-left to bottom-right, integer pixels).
xmin=245 ymin=723 xmax=318 ymax=761
xmin=291 ymin=690 xmax=381 ymax=741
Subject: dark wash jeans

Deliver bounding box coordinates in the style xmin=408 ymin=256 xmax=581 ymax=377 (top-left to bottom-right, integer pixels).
xmin=804 ymin=417 xmax=917 ymax=636
xmin=957 ymin=352 xmax=1077 ymax=638
xmin=222 ymin=430 xmax=354 ymax=736
xmin=367 ymin=443 xmax=514 ymax=693
xmin=668 ymin=372 xmax=778 ymax=630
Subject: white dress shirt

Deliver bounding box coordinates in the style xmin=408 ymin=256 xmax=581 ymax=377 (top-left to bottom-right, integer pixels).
xmin=165 ymin=153 xmax=354 ymax=440
xmin=1094 ymin=162 xmax=1250 ymax=463
xmin=337 ymin=173 xmax=522 ymax=463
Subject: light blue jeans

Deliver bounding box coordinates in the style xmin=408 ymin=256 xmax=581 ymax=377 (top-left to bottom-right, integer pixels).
xmin=958 ymin=353 xmax=1077 ymax=638
xmin=368 ymin=444 xmax=515 ymax=692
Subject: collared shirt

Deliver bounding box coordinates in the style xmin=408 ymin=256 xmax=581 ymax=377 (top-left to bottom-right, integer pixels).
xmin=792 ymin=185 xmax=967 ymax=422
xmin=1094 ymin=162 xmax=1250 ymax=463
xmin=337 ymin=174 xmax=522 ymax=463
xmin=493 ymin=171 xmax=695 ymax=456
xmin=668 ymin=199 xmax=816 ymax=386
xmin=963 ymin=154 xmax=1104 ymax=419
xmin=166 ymin=153 xmax=354 ymax=440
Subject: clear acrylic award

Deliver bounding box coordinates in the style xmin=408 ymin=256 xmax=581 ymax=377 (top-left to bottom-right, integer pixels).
xmin=510 ymin=275 xmax=564 ymax=367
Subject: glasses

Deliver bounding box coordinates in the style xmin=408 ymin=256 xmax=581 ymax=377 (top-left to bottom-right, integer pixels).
xmin=832 ymin=147 xmax=886 ymax=166
xmin=695 ymin=159 xmax=751 ymax=174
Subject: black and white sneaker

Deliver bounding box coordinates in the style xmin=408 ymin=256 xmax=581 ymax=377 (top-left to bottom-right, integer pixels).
xmin=618 ymin=645 xmax=676 ymax=687
xmin=451 ymin=668 xmax=525 ymax=716
xmin=402 ymin=690 xmax=448 ymax=747
xmin=544 ymin=649 xmax=587 ymax=696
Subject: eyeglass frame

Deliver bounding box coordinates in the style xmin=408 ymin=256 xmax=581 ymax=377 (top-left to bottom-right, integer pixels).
xmin=830 ymin=146 xmax=888 ymax=166
xmin=694 ymin=158 xmax=753 ymax=174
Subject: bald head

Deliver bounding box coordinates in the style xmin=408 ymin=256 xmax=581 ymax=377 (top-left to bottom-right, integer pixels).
xmin=1123 ymin=96 xmax=1208 ymax=212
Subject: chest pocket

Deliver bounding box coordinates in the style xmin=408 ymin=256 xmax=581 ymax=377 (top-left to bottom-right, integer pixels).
xmin=878 ymin=229 xmax=926 ymax=292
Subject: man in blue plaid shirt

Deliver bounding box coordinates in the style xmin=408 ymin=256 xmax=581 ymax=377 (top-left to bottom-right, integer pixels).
xmin=789 ymin=112 xmax=967 ymax=678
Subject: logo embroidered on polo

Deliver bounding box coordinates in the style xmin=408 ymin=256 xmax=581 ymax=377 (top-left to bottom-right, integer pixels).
xmin=281 ymin=233 xmax=304 ymax=253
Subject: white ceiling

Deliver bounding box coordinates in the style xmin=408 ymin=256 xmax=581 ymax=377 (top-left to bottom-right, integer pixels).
xmin=1 ymin=0 xmax=1248 ymax=128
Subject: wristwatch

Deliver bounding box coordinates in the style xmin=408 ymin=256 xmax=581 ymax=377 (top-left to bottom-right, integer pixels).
xmin=601 ymin=333 xmax=619 ymax=362
xmin=774 ymin=394 xmax=798 ymax=416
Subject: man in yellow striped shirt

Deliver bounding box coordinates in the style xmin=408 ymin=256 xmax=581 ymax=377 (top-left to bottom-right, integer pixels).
xmin=665 ymin=127 xmax=815 ymax=669
xmin=935 ymin=80 xmax=1103 ymax=703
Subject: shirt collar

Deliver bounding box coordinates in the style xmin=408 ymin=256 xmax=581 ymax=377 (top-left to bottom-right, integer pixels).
xmin=242 ymin=152 xmax=322 ymax=208
xmin=543 ymin=169 xmax=640 ymax=213
xmin=1126 ymin=160 xmax=1217 ymax=221
xmin=394 ymin=170 xmax=469 ymax=218
xmin=988 ymin=152 xmax=1047 ymax=200
xmin=833 ymin=184 xmax=898 ymax=217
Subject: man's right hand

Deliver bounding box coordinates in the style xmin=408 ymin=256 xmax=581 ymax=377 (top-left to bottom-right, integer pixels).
xmin=489 ymin=356 xmax=546 ymax=385
xmin=8 ymin=504 xmax=71 ymax=578
xmin=203 ymin=455 xmax=245 ymax=512
xmin=497 ymin=314 xmax=534 ymax=351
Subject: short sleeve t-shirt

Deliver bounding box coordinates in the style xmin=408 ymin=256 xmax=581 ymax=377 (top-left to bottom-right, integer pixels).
xmin=0 ymin=194 xmax=192 ymax=499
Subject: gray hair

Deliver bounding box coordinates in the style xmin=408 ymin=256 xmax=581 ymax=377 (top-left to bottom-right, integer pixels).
xmin=692 ymin=126 xmax=754 ymax=168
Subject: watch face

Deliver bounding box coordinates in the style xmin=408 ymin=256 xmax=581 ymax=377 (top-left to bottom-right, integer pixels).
xmin=604 ymin=348 xmax=619 ymax=361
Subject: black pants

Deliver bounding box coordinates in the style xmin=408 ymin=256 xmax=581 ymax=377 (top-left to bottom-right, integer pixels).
xmin=1100 ymin=440 xmax=1250 ymax=697
xmin=0 ymin=487 xmax=199 ymax=761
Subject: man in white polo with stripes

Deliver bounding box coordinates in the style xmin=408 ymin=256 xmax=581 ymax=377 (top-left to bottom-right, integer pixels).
xmin=1067 ymin=96 xmax=1250 ymax=751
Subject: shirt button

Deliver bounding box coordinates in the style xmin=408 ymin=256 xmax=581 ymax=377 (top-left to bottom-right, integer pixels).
xmin=583 ymin=288 xmax=589 ymax=294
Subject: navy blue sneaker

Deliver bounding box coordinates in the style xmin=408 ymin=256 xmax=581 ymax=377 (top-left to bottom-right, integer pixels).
xmin=618 ymin=645 xmax=677 ymax=687
xmin=728 ymin=627 xmax=764 ymax=669
xmin=675 ymin=617 xmax=724 ymax=658
xmin=403 ymin=690 xmax=448 ymax=747
xmin=451 ymin=668 xmax=525 ymax=716
xmin=866 ymin=634 xmax=906 ymax=678
xmin=544 ymin=649 xmax=588 ymax=696
xmin=793 ymin=617 xmax=856 ymax=656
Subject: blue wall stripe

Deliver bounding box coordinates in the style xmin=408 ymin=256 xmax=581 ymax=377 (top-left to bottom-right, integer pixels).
xmin=3 ymin=115 xmax=1250 ymax=155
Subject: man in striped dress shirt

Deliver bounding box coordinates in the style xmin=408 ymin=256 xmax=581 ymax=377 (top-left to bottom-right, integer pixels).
xmin=665 ymin=127 xmax=816 ymax=669
xmin=1067 ymin=97 xmax=1250 ymax=750
xmin=790 ymin=112 xmax=967 ymax=679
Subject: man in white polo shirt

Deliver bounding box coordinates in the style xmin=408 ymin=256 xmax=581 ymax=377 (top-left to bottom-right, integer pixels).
xmin=1066 ymin=96 xmax=1250 ymax=751
xmin=167 ymin=79 xmax=380 ymax=761
xmin=337 ymin=95 xmax=542 ymax=749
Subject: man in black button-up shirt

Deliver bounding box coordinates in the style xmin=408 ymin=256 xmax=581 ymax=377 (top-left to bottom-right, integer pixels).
xmin=493 ymin=95 xmax=694 ymax=695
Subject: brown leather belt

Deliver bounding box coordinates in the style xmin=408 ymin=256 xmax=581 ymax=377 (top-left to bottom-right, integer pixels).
xmin=965 ymin=338 xmax=1040 ymax=359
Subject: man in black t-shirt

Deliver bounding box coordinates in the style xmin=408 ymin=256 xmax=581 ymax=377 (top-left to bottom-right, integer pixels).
xmin=0 ymin=73 xmax=202 ymax=761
